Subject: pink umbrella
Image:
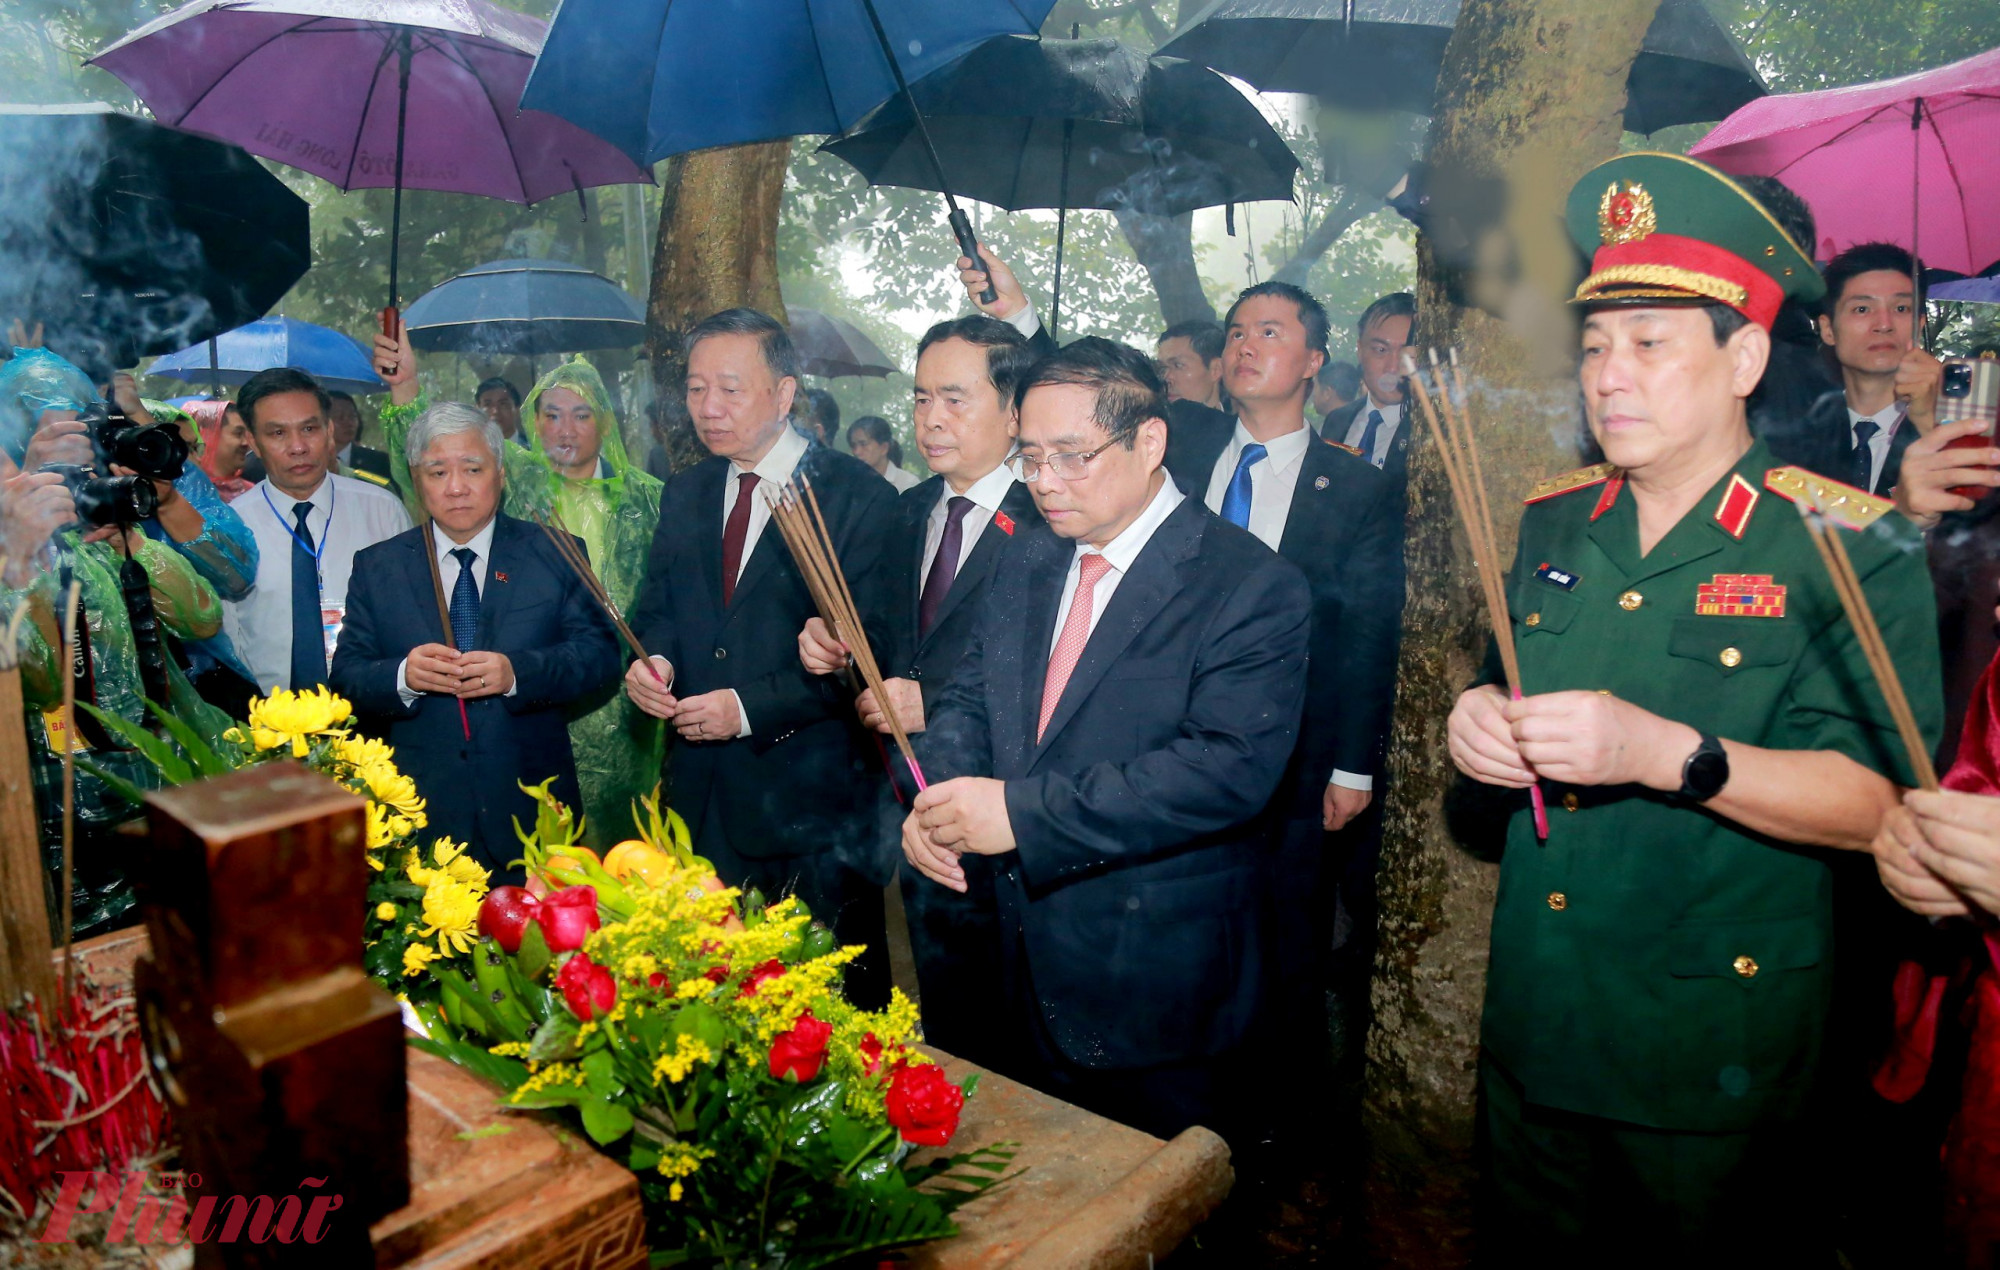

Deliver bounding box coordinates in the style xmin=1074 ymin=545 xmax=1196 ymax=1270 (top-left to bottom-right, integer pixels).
xmin=1690 ymin=47 xmax=2000 ymax=276
xmin=90 ymin=0 xmax=654 ymax=321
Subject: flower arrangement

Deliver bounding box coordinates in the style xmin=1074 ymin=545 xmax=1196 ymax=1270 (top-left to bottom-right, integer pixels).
xmin=80 ymin=686 xmax=484 ymax=1000
xmin=406 ymin=781 xmax=1014 ymax=1268
xmin=91 ymin=688 xmax=1015 ymax=1265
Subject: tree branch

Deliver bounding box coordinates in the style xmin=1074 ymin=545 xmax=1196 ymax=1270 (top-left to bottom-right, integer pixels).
xmin=1270 ymin=186 xmax=1379 ymax=288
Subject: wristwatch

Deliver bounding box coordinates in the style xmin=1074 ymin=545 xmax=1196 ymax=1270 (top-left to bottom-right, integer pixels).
xmin=1678 ymin=732 xmax=1730 ymax=802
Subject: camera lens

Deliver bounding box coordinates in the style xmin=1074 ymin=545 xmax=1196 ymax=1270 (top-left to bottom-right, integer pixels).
xmin=108 ymin=421 xmax=189 ymax=482
xmin=1944 ymin=363 xmax=1973 ymax=397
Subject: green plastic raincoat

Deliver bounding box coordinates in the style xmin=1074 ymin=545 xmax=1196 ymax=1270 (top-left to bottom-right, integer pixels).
xmin=380 ymin=359 xmax=664 ymax=846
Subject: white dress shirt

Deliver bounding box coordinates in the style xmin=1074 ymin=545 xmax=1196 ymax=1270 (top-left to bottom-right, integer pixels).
xmin=882 ymin=464 xmax=922 ymax=493
xmin=922 ymin=463 xmax=1020 ymax=580
xmin=1202 ymin=421 xmax=1370 ymax=792
xmin=1049 ymin=474 xmax=1186 ymax=656
xmin=717 ymin=424 xmax=812 ymax=736
xmin=1341 ymin=397 xmax=1405 ymax=469
xmin=395 ymin=517 xmax=516 ymax=705
xmin=225 ymin=471 xmax=413 ymax=691
xmin=1846 ymin=400 xmax=1903 ymax=493
xmin=1202 ymin=420 xmax=1312 ymax=549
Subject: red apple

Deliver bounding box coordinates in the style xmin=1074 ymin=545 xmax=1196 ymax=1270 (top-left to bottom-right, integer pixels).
xmin=477 ymin=886 xmax=540 ymax=954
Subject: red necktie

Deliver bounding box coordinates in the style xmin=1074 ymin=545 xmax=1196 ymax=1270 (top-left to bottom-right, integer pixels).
xmin=721 ymin=471 xmax=759 ymax=607
xmin=1038 ymin=553 xmax=1113 ymax=742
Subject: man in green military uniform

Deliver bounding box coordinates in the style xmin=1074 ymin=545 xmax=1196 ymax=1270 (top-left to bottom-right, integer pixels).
xmin=1448 ymin=152 xmax=1944 ymax=1262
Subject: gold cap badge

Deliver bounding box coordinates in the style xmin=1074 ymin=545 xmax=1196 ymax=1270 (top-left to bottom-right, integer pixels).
xmin=1599 ymin=180 xmax=1657 ymax=247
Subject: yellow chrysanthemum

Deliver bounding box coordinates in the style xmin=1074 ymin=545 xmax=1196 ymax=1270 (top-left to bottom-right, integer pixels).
xmin=402 ymin=942 xmax=438 ymax=977
xmin=374 ymin=902 xmax=399 ymax=921
xmin=244 ymin=686 xmax=352 ymax=755
xmin=358 ymin=760 xmax=425 ymax=817
xmin=365 ymin=802 xmax=416 ymax=854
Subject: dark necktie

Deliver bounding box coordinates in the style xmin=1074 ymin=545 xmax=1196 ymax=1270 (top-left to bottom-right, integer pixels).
xmin=1218 ymin=443 xmax=1267 ymax=528
xmin=1356 ymin=409 xmax=1386 ymax=467
xmin=721 ymin=471 xmax=759 ymax=607
xmin=918 ymin=496 xmax=974 ymax=638
xmin=1850 ymin=420 xmax=1880 ymax=491
xmin=449 ymin=547 xmax=480 ymax=651
xmin=288 ymin=501 xmax=325 ymax=689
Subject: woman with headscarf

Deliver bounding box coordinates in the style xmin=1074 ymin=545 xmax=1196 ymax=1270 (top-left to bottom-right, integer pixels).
xmin=186 ymin=398 xmax=256 ymax=502
xmin=373 ymin=330 xmax=665 ymax=846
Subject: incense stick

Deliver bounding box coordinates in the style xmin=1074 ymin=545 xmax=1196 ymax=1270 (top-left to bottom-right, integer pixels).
xmin=762 ymin=480 xmax=926 ymax=789
xmin=529 ymin=511 xmax=665 ymax=686
xmin=1404 ymin=350 xmax=1549 ymax=838
xmin=424 ymin=521 xmax=472 ymax=741
xmin=1792 ymin=497 xmax=1939 ymax=791
xmin=58 ymin=580 xmax=79 ymax=1006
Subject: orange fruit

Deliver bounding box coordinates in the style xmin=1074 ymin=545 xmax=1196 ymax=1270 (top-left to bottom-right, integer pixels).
xmin=604 ymin=840 xmax=676 ymax=887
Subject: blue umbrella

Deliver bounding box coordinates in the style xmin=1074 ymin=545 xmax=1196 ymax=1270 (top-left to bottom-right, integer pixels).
xmin=521 ymin=0 xmax=1060 ymax=299
xmin=147 ymin=316 xmax=387 ymax=395
xmin=1933 ymin=276 xmax=2000 ymax=305
xmin=403 ymin=258 xmax=644 ymax=357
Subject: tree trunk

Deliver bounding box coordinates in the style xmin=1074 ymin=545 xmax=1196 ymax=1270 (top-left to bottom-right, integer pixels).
xmin=643 ymin=141 xmax=790 ymax=474
xmin=1270 ymin=186 xmax=1378 ymax=289
xmin=1361 ymin=2 xmax=1661 ymax=1265
xmin=1114 ymin=209 xmax=1215 ymax=327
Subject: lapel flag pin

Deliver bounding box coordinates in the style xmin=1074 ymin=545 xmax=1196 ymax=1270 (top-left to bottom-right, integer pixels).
xmin=994 ymin=512 xmax=1016 ymax=536
xmin=494 ymin=572 xmax=509 ymax=583
xmin=1314 ymin=475 xmax=1330 ymax=490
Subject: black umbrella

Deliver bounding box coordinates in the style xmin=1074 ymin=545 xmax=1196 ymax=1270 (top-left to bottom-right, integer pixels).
xmin=789 ymin=308 xmax=897 ymax=379
xmin=0 ymin=103 xmax=311 ymax=378
xmin=822 ymin=35 xmax=1300 ymax=338
xmin=1160 ymin=0 xmax=1764 ymax=134
xmin=402 ymin=258 xmax=646 ymax=358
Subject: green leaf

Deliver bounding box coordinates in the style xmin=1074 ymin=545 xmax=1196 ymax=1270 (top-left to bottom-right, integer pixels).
xmin=668 ymin=1002 xmax=727 ymax=1052
xmin=435 ymin=967 xmax=512 ymax=1039
xmin=506 ymin=1086 xmax=587 ymax=1110
xmin=528 ymin=1011 xmax=582 ymax=1062
xmin=627 ymin=1140 xmax=661 ymax=1173
xmin=581 ymin=1048 xmax=618 ymax=1097
xmin=517 ymin=919 xmax=551 ymax=980
xmin=145 ymin=701 xmax=231 ymax=777
xmin=408 ymin=1036 xmax=528 ymax=1092
xmin=76 ymin=703 xmax=192 ymax=784
xmin=579 ymin=1097 xmax=634 ymax=1145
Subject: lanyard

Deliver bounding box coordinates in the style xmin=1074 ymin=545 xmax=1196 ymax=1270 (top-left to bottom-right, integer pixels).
xmin=262 ymin=479 xmax=335 ymax=588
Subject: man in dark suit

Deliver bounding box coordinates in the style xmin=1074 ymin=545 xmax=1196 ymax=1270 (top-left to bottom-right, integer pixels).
xmin=1163 ymin=281 xmax=1405 ymax=1086
xmin=329 ymin=389 xmax=401 ymax=496
xmin=624 ymin=308 xmax=899 ymax=1007
xmin=1319 ymin=292 xmax=1418 ymax=488
xmin=903 ymin=338 xmax=1311 ymax=1144
xmin=799 ymin=315 xmax=1041 ymax=1068
xmin=331 ymin=401 xmax=620 ymax=879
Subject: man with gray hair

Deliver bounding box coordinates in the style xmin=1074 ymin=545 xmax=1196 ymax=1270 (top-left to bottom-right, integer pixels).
xmin=332 ymin=401 xmax=620 ymax=877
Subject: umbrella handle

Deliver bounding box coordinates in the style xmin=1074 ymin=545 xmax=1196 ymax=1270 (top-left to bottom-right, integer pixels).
xmin=950 ymin=209 xmax=998 ymax=306
xmin=379 ymin=306 xmax=403 ymax=376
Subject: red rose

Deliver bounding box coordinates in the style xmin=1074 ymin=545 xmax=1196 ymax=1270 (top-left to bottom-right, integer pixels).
xmin=535 ymin=885 xmax=600 ymax=952
xmin=703 ymin=965 xmax=730 ymax=985
xmin=648 ymin=971 xmax=669 ymax=990
xmin=556 ymin=952 xmax=617 ymax=1020
xmin=885 ymin=1063 xmax=964 ymax=1147
xmin=858 ymin=1032 xmax=905 ymax=1078
xmin=737 ymin=959 xmax=786 ymax=998
xmin=477 ymin=886 xmax=539 ymax=953
xmin=768 ymin=1011 xmax=832 ymax=1082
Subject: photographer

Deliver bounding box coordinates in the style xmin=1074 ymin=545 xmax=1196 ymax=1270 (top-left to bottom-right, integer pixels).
xmin=0 ymin=348 xmax=231 ymax=936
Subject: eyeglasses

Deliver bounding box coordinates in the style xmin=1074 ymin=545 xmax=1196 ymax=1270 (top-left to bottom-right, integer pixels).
xmin=1007 ymin=439 xmax=1117 ymax=484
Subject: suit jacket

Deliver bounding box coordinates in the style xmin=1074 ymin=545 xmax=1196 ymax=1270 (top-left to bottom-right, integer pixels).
xmin=1165 ymin=415 xmax=1405 ymax=810
xmin=329 ymin=514 xmax=620 ymax=873
xmin=1319 ymin=397 xmax=1413 ymax=488
xmin=916 ymin=495 xmax=1312 ymax=1069
xmin=1770 ymin=389 xmax=1919 ymax=499
xmin=882 ymin=475 xmax=1045 ymax=714
xmin=630 ymin=441 xmax=898 ymax=862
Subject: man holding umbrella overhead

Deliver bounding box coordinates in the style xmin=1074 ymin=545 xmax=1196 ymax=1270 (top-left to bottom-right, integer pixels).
xmin=374 ymin=329 xmax=664 ymax=848
xmin=1447 ymin=153 xmax=1942 ymax=1261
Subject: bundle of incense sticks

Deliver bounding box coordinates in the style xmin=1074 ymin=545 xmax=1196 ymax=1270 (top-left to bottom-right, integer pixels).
xmin=529 ymin=510 xmax=666 ymax=686
xmin=763 ymin=477 xmax=926 ymax=790
xmin=1402 ymin=348 xmax=1551 ymax=839
xmin=1792 ymin=492 xmax=1940 ymax=791
xmin=423 ymin=521 xmax=473 ymax=741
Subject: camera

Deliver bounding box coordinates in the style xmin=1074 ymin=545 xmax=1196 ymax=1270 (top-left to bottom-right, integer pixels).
xmin=1938 ymin=355 xmax=2000 ymax=501
xmin=80 ymin=400 xmax=189 ymax=483
xmin=39 ymin=462 xmax=159 ymax=527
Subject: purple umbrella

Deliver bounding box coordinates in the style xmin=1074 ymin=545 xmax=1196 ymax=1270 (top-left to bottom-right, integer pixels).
xmin=90 ymin=0 xmax=653 ymax=318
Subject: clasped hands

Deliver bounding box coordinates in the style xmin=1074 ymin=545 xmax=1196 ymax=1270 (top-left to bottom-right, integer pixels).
xmin=407 ymin=644 xmax=514 ymax=698
xmin=900 ymin=777 xmax=1014 ymax=893
xmin=1872 ymin=790 xmax=2000 ymax=921
xmin=622 ymin=656 xmax=742 ymax=742
xmin=1448 ymin=684 xmax=1698 ymax=792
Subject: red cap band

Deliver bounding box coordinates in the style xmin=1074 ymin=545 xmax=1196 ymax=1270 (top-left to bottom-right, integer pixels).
xmin=1582 ymin=234 xmax=1786 ymax=331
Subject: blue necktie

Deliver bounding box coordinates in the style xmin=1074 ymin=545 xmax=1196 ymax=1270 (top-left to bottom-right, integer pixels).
xmin=1850 ymin=420 xmax=1880 ymax=491
xmin=1356 ymin=409 xmax=1386 ymax=468
xmin=449 ymin=547 xmax=480 ymax=652
xmin=1219 ymin=443 xmax=1266 ymax=528
xmin=288 ymin=502 xmax=324 ymax=689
